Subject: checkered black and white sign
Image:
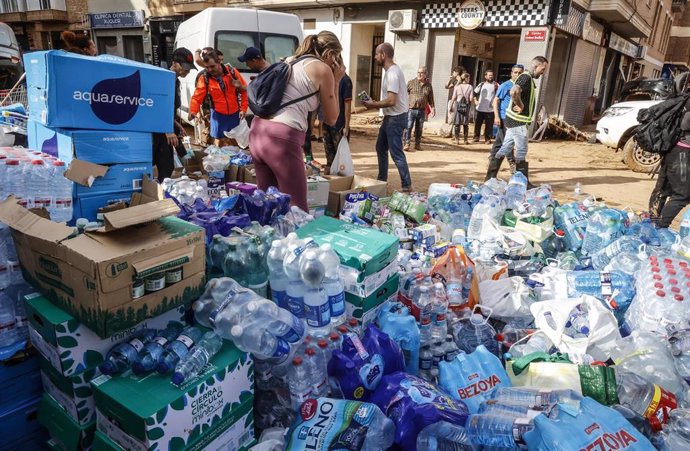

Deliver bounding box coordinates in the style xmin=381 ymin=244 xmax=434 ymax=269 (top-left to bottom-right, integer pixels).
xmin=422 ymin=1 xmax=549 ymax=29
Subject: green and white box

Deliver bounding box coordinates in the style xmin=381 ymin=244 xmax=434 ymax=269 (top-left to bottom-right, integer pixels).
xmin=92 ymin=341 xmax=254 ymax=451
xmin=25 ymin=292 xmax=187 ymax=378
xmin=342 ymin=258 xmax=399 ymax=298
xmin=39 ymin=393 xmax=96 ymax=451
xmin=40 ymin=355 xmax=98 ymax=426
xmin=346 ymin=273 xmax=400 ymax=326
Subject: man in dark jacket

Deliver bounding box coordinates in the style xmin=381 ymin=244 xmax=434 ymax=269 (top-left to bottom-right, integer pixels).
xmin=152 ymin=47 xmax=195 ymax=181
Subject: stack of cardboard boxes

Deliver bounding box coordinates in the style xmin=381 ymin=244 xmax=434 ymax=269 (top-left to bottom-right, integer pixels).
xmin=25 ymin=51 xmax=174 ymax=222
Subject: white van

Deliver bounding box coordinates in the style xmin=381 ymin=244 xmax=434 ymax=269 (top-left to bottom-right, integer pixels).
xmin=174 ymin=7 xmax=303 ymax=120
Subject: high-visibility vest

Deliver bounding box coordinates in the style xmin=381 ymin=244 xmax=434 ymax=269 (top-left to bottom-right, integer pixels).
xmin=506 ymin=73 xmax=536 ymax=124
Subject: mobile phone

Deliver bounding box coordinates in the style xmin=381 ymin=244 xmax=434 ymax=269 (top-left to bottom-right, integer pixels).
xmin=358 ymin=91 xmax=371 ymax=102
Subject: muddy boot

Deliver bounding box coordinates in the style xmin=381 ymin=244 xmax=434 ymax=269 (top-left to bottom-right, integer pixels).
xmin=484 ymin=157 xmax=503 ymax=181
xmin=516 ymin=161 xmax=536 ymax=189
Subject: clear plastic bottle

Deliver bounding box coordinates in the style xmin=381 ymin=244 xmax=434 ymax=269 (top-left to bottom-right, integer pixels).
xmin=284 ymin=239 xmax=314 ymax=320
xmin=50 ymin=160 xmax=73 ymax=223
xmin=489 ymin=387 xmax=582 ymax=410
xmin=658 ymin=409 xmax=690 ymax=450
xmin=591 ymin=235 xmax=643 ymax=270
xmin=318 ymin=244 xmax=346 ymax=325
xmin=267 ymin=240 xmax=289 ymax=310
xmin=444 ymin=334 xmax=460 ymax=362
xmin=4 ymin=159 xmax=25 ymax=202
xmin=417 ymin=286 xmax=434 ymax=344
xmin=26 ymin=159 xmax=51 ymax=210
xmin=254 ymin=358 xmax=276 ymax=391
xmin=467 ymin=195 xmax=505 ymax=240
xmin=301 ymin=250 xmax=331 ymax=336
xmin=616 ymin=370 xmax=678 ymax=432
xmin=0 ymin=293 xmax=17 ymax=348
xmin=305 ymin=347 xmax=328 ymax=397
xmin=157 ymin=326 xmax=205 ymax=374
xmin=431 ymin=283 xmax=449 ymax=341
xmin=222 ymin=238 xmax=247 ymax=286
xmin=581 ymin=209 xmax=625 ymax=256
xmin=100 ymin=328 xmax=157 ymax=375
xmin=505 ymin=171 xmax=528 ymax=210
xmin=466 ymin=414 xmax=533 ymax=448
xmin=543 ymin=229 xmax=567 ymax=260
xmin=132 ymin=324 xmax=184 ymax=375
xmin=453 ymin=313 xmax=498 ymax=355
xmin=287 ymin=356 xmax=313 ymax=410
xmin=245 ymin=238 xmax=269 ymax=298
xmin=172 ymin=331 xmax=224 ymax=385
xmin=192 ymin=277 xmax=245 ymax=328
xmin=419 ymin=344 xmax=433 ymax=373
xmin=230 ymin=323 xmax=291 ymax=363
xmin=416 ymin=421 xmax=473 ymax=450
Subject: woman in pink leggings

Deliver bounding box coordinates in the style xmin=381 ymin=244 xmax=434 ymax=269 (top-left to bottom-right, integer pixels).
xmin=249 ymin=31 xmax=345 ymax=212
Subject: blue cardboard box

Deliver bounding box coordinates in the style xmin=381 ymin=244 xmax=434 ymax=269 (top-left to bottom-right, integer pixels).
xmin=24 ymin=51 xmax=174 ymax=133
xmin=65 ymin=160 xmax=152 ymax=197
xmin=28 ymin=120 xmax=152 ymax=165
xmin=73 ymin=190 xmax=135 ymax=222
xmin=0 ymin=352 xmax=42 ymax=413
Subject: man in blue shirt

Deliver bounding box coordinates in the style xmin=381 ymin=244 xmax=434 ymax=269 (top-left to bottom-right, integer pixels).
xmin=485 ymin=64 xmax=524 ymax=180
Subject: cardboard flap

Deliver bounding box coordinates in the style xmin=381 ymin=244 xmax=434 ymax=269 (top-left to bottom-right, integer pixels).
xmin=132 ymin=246 xmax=196 ymax=278
xmin=130 ymin=175 xmax=165 ymax=206
xmin=65 ymin=159 xmax=109 ymax=187
xmin=0 ymin=197 xmax=73 ymax=242
xmin=97 ymin=199 xmax=180 ymax=232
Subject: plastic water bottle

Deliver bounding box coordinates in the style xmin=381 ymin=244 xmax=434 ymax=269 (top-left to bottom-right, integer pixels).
xmin=431 ymin=283 xmax=449 ymax=341
xmin=505 ymin=171 xmax=528 ymax=210
xmin=246 ymin=238 xmax=269 ymax=298
xmin=591 ymin=235 xmax=644 ymax=270
xmin=444 ymin=334 xmax=460 ymax=362
xmin=416 ymin=421 xmax=472 ymax=450
xmin=543 ymin=229 xmax=567 ymax=260
xmin=318 ymin=244 xmax=346 ymax=325
xmin=132 ymin=324 xmax=184 ymax=375
xmin=284 ymin=239 xmax=315 ymax=320
xmin=0 ymin=295 xmax=17 ymax=348
xmin=230 ymin=324 xmax=291 ymax=363
xmin=156 ymin=326 xmax=205 ymax=374
xmin=300 ymin=250 xmax=331 ymax=336
xmin=452 ymin=313 xmax=499 ymax=355
xmin=50 ymin=160 xmax=73 ymax=223
xmin=581 ymin=209 xmax=625 ymax=256
xmin=658 ymin=409 xmax=690 ymax=450
xmin=192 ymin=278 xmax=244 ymax=328
xmin=172 ymin=331 xmax=223 ymax=385
xmin=287 ymin=356 xmax=313 ymax=410
xmin=467 ymin=195 xmax=506 ymax=240
xmin=304 ymin=347 xmax=328 ymax=397
xmin=490 ymin=387 xmax=582 ymax=410
xmin=100 ymin=329 xmax=157 ymax=375
xmin=466 ymin=414 xmax=533 ymax=448
xmin=615 ymin=370 xmax=677 ymax=432
xmin=267 ymin=240 xmax=289 ymax=310
xmin=4 ymin=159 xmax=25 ymax=202
xmin=680 ymin=209 xmax=690 ymax=239
xmin=223 ymin=237 xmax=247 ymax=286
xmin=26 ymin=159 xmax=52 ymax=210
xmin=508 ymin=333 xmax=551 ymax=358
xmin=431 ymin=340 xmax=444 ymax=381
xmin=416 ymin=286 xmax=434 ymax=344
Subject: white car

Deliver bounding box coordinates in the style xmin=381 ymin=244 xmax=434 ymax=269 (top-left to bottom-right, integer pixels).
xmin=596 ymin=78 xmax=676 ymax=172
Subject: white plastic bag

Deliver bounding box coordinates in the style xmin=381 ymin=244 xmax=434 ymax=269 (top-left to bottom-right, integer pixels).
xmin=225 ymin=119 xmax=250 ymax=149
xmin=330 ymin=136 xmax=354 ymax=176
xmin=479 ymin=276 xmax=535 ymax=319
xmin=530 ymin=295 xmax=621 ymax=362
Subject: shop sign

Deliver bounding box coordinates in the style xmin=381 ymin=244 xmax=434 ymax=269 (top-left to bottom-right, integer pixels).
xmin=524 ymin=30 xmax=546 ymax=41
xmin=456 ymin=0 xmax=486 ymax=30
xmin=582 ymin=13 xmax=604 ymax=46
xmin=609 ymin=32 xmax=639 ymax=58
xmin=90 ymin=10 xmax=145 ymax=29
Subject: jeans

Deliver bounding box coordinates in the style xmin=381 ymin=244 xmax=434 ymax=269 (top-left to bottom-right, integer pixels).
xmin=489 ymin=119 xmax=515 ymax=162
xmin=496 ymin=125 xmax=528 ymax=161
xmin=474 ymin=110 xmax=494 ymax=140
xmin=405 ymin=108 xmax=425 ymax=145
xmin=376 ymin=113 xmax=412 ymax=188
xmin=649 ymin=145 xmax=690 ymax=227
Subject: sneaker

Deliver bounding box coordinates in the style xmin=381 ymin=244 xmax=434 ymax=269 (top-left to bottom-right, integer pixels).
xmin=414 ymin=143 xmax=420 ymax=151
xmin=403 ymin=142 xmax=410 ymax=151
xmin=402 ymin=186 xmax=413 ymax=194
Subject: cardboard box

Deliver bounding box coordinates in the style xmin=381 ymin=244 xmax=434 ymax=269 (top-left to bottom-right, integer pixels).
xmin=239 ymin=165 xmax=256 ymax=184
xmin=0 ymin=395 xmax=46 ymax=450
xmin=25 ymin=293 xmax=188 ymax=377
xmin=40 ymin=355 xmax=99 ymax=426
xmin=25 ymin=51 xmax=175 ymax=132
xmin=0 ymin=197 xmax=206 ymax=338
xmin=39 ymin=393 xmax=96 ymax=451
xmin=307 ymin=176 xmax=330 ymax=208
xmin=27 ymin=120 xmax=152 ymax=165
xmin=324 ymin=175 xmax=387 ymax=215
xmin=345 ymin=273 xmax=399 ymax=326
xmin=92 ymin=341 xmax=254 ymax=451
xmin=65 ymin=159 xmax=152 ymax=197
xmin=71 ymin=189 xmax=138 ymax=222
xmin=296 ymin=216 xmax=399 ymax=277
xmin=0 ymin=351 xmax=42 ymax=413
xmin=341 ymin=258 xmax=398 ymax=298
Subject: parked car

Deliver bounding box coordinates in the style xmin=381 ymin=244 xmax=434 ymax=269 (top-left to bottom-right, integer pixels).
xmin=0 ymin=22 xmax=23 ymax=91
xmin=596 ymin=78 xmax=678 ymax=172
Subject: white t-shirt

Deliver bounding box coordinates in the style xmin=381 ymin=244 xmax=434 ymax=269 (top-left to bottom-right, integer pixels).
xmin=474 ymin=81 xmax=497 ymax=113
xmin=380 ymin=64 xmax=408 ymax=116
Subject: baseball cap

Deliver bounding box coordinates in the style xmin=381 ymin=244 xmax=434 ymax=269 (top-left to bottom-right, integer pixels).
xmin=172 ymin=48 xmax=195 ymax=71
xmin=238 ymin=47 xmax=262 ymax=63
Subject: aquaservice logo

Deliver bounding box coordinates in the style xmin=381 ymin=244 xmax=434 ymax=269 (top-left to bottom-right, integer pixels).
xmin=41 ymin=132 xmax=58 ymax=157
xmin=72 ymin=71 xmax=154 ymax=125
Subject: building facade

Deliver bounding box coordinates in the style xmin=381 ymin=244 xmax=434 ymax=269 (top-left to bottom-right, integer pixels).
xmin=666 ymin=0 xmax=690 ymax=74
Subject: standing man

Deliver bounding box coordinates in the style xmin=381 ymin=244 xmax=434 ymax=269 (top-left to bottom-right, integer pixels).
xmin=473 ymin=70 xmax=497 ymax=143
xmin=323 ymin=69 xmax=353 ymax=170
xmin=404 ymin=66 xmax=435 ymax=151
xmin=238 ymin=46 xmax=270 ymax=73
xmin=494 ymin=56 xmax=549 ymax=187
xmin=153 ymin=48 xmax=196 ymax=181
xmin=363 ymin=43 xmax=412 ymax=192
xmin=485 ymin=64 xmax=524 ymax=180
xmin=445 ymin=66 xmax=464 ymax=123
xmin=188 ymin=49 xmax=248 ymax=147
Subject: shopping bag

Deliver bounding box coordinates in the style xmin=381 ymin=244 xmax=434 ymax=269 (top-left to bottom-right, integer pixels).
xmin=431 ymin=245 xmax=479 ymax=310
xmin=530 ymin=295 xmax=621 ymax=362
xmin=330 ymin=136 xmax=355 ymax=176
xmin=225 ymin=119 xmax=250 ymax=148
xmin=478 ymin=276 xmax=535 ymax=320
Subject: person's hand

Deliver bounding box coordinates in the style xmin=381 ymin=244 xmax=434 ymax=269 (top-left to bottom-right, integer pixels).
xmin=342 ymin=126 xmax=349 ymax=138
xmin=429 ymin=107 xmax=436 ymax=119
xmin=166 ymin=133 xmax=179 ymax=147
xmin=494 ymin=117 xmax=501 ymax=126
xmin=231 ymin=79 xmax=242 ymax=89
xmin=362 ymin=100 xmax=376 ymax=110
xmin=512 ymin=104 xmax=523 ymax=113
xmin=188 ymin=112 xmax=200 ymax=122
xmin=239 ymin=111 xmax=246 ymax=120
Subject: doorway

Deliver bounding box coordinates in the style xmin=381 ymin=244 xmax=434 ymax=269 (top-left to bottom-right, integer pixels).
xmin=370 ymin=30 xmax=384 ymax=101
xmin=123 ymin=36 xmax=144 ymax=62
xmin=97 ymin=36 xmax=118 ymax=56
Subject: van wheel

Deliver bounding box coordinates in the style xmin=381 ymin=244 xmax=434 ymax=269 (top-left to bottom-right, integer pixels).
xmin=623 ymin=136 xmax=661 ymax=173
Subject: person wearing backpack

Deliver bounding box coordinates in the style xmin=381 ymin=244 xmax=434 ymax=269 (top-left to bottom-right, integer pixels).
xmin=473 ymin=70 xmax=498 ymax=143
xmin=451 ymin=72 xmax=474 ymax=145
xmin=248 ymin=31 xmax=345 ymax=212
xmin=188 ymin=49 xmax=248 ymax=147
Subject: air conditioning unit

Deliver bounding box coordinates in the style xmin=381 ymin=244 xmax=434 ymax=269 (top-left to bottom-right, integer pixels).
xmin=388 ymin=9 xmax=417 ymax=32
xmin=637 ymin=45 xmax=647 ymax=59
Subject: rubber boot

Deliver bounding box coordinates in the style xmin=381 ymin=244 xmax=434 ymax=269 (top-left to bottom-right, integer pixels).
xmin=484 ymin=157 xmax=503 ymax=181
xmin=516 ymin=161 xmax=536 ymax=189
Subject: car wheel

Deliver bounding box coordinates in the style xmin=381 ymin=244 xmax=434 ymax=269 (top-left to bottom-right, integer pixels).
xmin=623 ymin=136 xmax=661 ymax=173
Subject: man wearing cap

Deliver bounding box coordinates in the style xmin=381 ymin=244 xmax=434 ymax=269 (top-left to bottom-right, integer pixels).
xmin=238 ymin=46 xmax=269 ymax=73
xmin=152 ymin=47 xmax=196 ymax=180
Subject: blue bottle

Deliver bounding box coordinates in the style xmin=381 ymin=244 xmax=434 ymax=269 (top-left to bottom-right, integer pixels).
xmin=132 ymin=323 xmax=184 ymax=375
xmin=100 ymin=328 xmax=157 ymax=375
xmin=452 ymin=314 xmax=498 ymax=356
xmin=172 ymin=331 xmax=224 ymax=386
xmin=156 ymin=325 xmax=205 ymax=374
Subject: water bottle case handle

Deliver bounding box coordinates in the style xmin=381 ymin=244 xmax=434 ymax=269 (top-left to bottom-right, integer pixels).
xmin=472 ymin=304 xmax=492 ymax=323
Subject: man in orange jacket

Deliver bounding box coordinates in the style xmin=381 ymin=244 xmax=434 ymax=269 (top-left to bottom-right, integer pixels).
xmin=188 ymin=49 xmax=248 ymax=146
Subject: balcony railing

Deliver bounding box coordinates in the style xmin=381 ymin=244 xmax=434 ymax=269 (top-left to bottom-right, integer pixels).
xmin=26 ymin=0 xmax=65 ymax=11
xmin=0 ymin=0 xmax=26 ymax=13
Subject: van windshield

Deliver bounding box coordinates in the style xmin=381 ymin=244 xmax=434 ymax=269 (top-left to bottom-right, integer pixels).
xmin=215 ymin=31 xmax=298 ymax=72
xmin=0 ymin=29 xmax=15 ymax=48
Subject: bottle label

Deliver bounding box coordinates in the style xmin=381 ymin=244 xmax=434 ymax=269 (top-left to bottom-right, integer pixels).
xmin=432 ymin=353 xmax=442 ymax=368
xmin=349 ymin=334 xmax=370 ymax=360
xmin=129 ymin=338 xmax=145 ymax=353
xmin=445 ymin=350 xmax=458 ymax=362
xmin=305 ymin=300 xmax=331 ymax=328
xmin=329 ymin=291 xmax=346 ymax=317
xmin=153 ymin=337 xmax=168 ymax=347
xmin=287 ymin=295 xmax=305 ymax=319
xmin=643 ymin=384 xmax=677 ymax=432
xmin=209 ymin=287 xmax=243 ymax=327
xmin=176 ymin=334 xmax=194 ymax=349
xmin=271 ymin=289 xmax=288 ymax=310
xmin=433 ymin=311 xmax=447 ymax=327
xmin=419 ymin=356 xmax=432 ymax=370
xmin=512 ymin=417 xmax=530 ymax=446
xmin=277 ymin=315 xmax=305 ymax=343
xmin=273 ymin=339 xmax=291 ymax=360
xmin=285 ymin=239 xmax=316 ymax=267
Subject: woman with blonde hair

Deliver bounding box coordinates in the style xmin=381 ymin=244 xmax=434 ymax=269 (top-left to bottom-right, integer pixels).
xmin=60 ymin=31 xmax=96 ymax=56
xmin=451 ymin=72 xmax=474 ymax=145
xmin=249 ymin=31 xmax=345 ymax=211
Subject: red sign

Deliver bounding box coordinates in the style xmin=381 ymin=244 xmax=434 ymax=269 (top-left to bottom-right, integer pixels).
xmin=524 ymin=30 xmax=546 ymax=42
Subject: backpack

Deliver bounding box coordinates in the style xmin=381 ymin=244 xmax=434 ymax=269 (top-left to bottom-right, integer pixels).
xmin=248 ymin=55 xmax=319 ymax=119
xmin=456 ymin=95 xmax=469 ymax=115
xmin=635 ymin=93 xmax=690 ymax=154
